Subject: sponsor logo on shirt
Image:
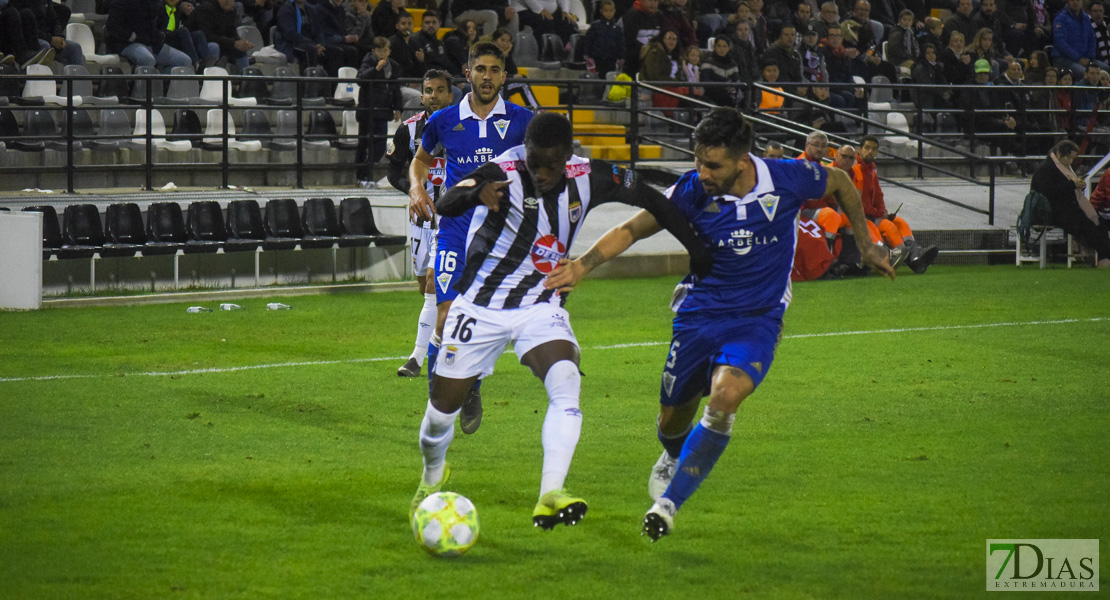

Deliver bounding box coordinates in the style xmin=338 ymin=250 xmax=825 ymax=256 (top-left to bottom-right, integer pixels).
xmin=530 ymin=234 xmax=566 ymax=273
xmin=523 ymin=197 xmax=539 ymax=210
xmin=721 ymin=228 xmax=780 ymax=255
xmin=457 ymin=147 xmax=495 ymax=165
xmin=428 ymin=157 xmax=446 ymax=186
xmin=565 ymin=163 xmax=591 ymax=178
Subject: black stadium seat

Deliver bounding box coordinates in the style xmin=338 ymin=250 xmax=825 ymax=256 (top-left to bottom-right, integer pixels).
xmin=300 ymin=198 xmax=341 ymax=249
xmin=61 ymin=204 xmax=106 ymax=256
xmin=144 ymin=202 xmax=187 ymax=255
xmin=182 ymin=201 xmax=223 ymax=253
xmin=339 ymin=197 xmax=405 ymax=246
xmin=263 ymin=198 xmax=302 ymax=250
xmin=22 ymin=205 xmax=68 ymax=258
xmin=225 ymin=200 xmax=267 ymax=251
xmin=102 ymin=202 xmax=147 ymax=257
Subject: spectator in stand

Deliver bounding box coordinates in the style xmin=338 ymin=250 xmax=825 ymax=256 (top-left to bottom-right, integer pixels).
xmin=796 ymin=85 xmax=851 ymax=132
xmin=371 ymin=0 xmax=404 ymax=41
xmin=792 ymin=2 xmax=813 ymax=35
xmin=969 ymin=27 xmax=1004 ymax=78
xmin=490 ymin=27 xmax=519 ymax=76
xmin=452 ymin=0 xmax=518 ymax=38
xmin=342 ymin=0 xmax=375 ymax=62
xmin=745 ymin=0 xmax=770 ymax=52
xmin=916 ymin=16 xmax=943 ymax=53
xmin=995 ymin=59 xmax=1029 ymax=152
xmin=886 ymin=8 xmax=918 ymax=70
xmin=275 ymin=0 xmax=328 ymax=70
xmin=762 ymin=24 xmax=805 ymax=94
xmin=317 ymin=0 xmax=362 ymax=74
xmin=1026 ymin=49 xmax=1050 ymax=83
xmin=487 ymin=27 xmax=540 ymax=106
xmin=1091 ymin=1 xmax=1110 ymax=65
xmin=941 ymin=29 xmax=973 ymax=86
xmin=106 ymin=0 xmax=193 ymax=72
xmin=693 ymin=0 xmax=731 ymax=36
xmin=390 ymin=10 xmax=426 ymax=78
xmin=1027 ymin=66 xmax=1062 ymax=152
xmin=660 ymin=0 xmax=700 ymax=48
xmin=812 ymin=2 xmax=841 ymax=42
xmin=974 ymin=0 xmax=1013 ymax=63
xmin=821 ymin=24 xmax=868 ymax=109
xmin=943 ymin=0 xmax=977 ymax=46
xmin=444 ymin=19 xmax=479 ymax=76
xmin=10 ymin=0 xmax=84 ymax=67
xmin=762 ymin=0 xmax=790 ymax=32
xmin=241 ymin=0 xmax=276 ymax=44
xmin=622 ymin=0 xmax=663 ymax=75
xmin=0 ymin=0 xmax=57 ymax=71
xmin=841 ymin=1 xmax=897 ymax=82
xmin=959 ymin=58 xmax=1020 ymax=153
xmin=189 ymin=0 xmax=254 ymax=72
xmin=995 ymin=0 xmax=1037 ymax=58
xmin=639 ymin=28 xmax=681 ymax=81
xmin=160 ymin=0 xmax=222 ymax=72
xmin=910 ymin=43 xmax=953 ymax=110
xmin=754 ymin=59 xmax=787 ymax=115
xmin=799 ymin=25 xmax=828 ymax=84
xmin=355 ymin=36 xmax=403 ymax=183
xmin=763 ymin=140 xmax=785 ymax=157
xmin=1071 ymin=62 xmax=1103 ymax=127
xmin=583 ymin=0 xmax=624 ymax=76
xmin=1054 ymin=0 xmax=1110 ymax=78
xmin=411 ymin=11 xmax=456 ymax=75
xmin=512 ymin=0 xmax=578 ymax=46
xmin=854 ymin=134 xmax=940 ymax=273
xmin=866 ymin=0 xmax=903 ymax=34
xmin=1030 ymin=139 xmax=1110 ymax=266
xmin=701 ymin=36 xmax=740 ymax=106
xmin=844 ymin=0 xmax=882 ymax=50
xmin=725 ymin=18 xmax=759 ymax=83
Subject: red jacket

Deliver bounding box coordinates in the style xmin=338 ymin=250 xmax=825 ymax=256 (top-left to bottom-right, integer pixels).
xmin=853 ymin=160 xmax=886 ymax=219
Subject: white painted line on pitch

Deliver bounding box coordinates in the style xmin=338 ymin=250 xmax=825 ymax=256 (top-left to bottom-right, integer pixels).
xmin=1 ymin=317 xmax=1105 ymax=384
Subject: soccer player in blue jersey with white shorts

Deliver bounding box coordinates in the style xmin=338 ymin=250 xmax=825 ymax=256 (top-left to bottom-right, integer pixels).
xmin=545 ymin=108 xmax=896 ymax=541
xmin=408 ymin=42 xmax=533 ymax=434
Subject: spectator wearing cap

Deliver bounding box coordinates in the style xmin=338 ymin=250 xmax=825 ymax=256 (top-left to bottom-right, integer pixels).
xmin=960 ymin=57 xmax=1019 ymax=152
xmin=799 ymin=25 xmax=827 ymax=84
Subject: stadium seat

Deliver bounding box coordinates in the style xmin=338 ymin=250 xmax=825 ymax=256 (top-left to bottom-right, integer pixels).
xmin=21 ymin=109 xmax=60 ymax=151
xmin=60 ymin=109 xmax=98 ymax=150
xmin=225 ymin=199 xmax=268 ymax=250
xmin=102 ymin=202 xmax=147 ymax=257
xmin=91 ymin=108 xmax=130 ymax=152
xmin=165 ymin=66 xmax=207 ymax=105
xmin=338 ymin=110 xmax=359 ymax=151
xmin=514 ymin=33 xmax=560 ymax=69
xmin=182 ymin=201 xmax=224 ymax=253
xmin=238 ymin=67 xmax=271 ymax=104
xmin=169 ymin=108 xmax=204 ymax=144
xmin=300 ymin=198 xmax=341 ymax=249
xmin=273 ymin=109 xmax=313 ymax=151
xmin=65 ymin=22 xmax=120 ymax=66
xmin=129 ymin=109 xmax=192 ymax=152
xmin=269 ymin=66 xmax=299 ymax=105
xmin=263 ymin=199 xmax=303 ymax=250
xmin=301 ymin=66 xmax=331 ymax=106
xmin=21 ymin=205 xmax=68 ymax=258
xmin=237 ymin=25 xmax=287 ymax=66
xmin=540 ymin=33 xmax=565 ymax=63
xmin=98 ymin=65 xmax=131 ymax=100
xmin=240 ymin=109 xmax=277 ymax=149
xmin=199 ymin=66 xmax=257 ymax=107
xmin=130 ymin=66 xmax=167 ymax=104
xmin=331 ymin=66 xmax=359 ymax=107
xmin=306 ymin=110 xmax=341 ymax=147
xmin=23 ymin=64 xmax=82 ymax=106
xmin=62 ymin=204 xmax=106 ymax=254
xmin=200 ymin=108 xmax=264 ymax=152
xmin=69 ymin=0 xmax=107 ymax=25
xmin=59 ymin=65 xmax=119 ymax=105
xmin=144 ymin=202 xmax=188 ymax=255
xmin=339 ymin=197 xmax=405 ymax=246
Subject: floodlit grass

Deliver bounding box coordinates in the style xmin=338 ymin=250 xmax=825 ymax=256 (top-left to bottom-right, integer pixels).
xmin=1 ymin=266 xmax=1107 ymax=599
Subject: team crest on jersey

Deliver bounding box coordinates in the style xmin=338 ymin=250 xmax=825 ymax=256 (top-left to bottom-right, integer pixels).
xmin=530 ymin=234 xmax=566 ymax=273
xmin=565 ymin=163 xmax=591 ymax=178
xmin=568 ymin=200 xmax=582 ymax=223
xmin=662 ymin=371 xmax=676 ymax=397
xmin=493 ymin=119 xmax=510 ymax=140
xmin=443 ymin=346 xmax=457 ymax=366
xmin=428 ymin=157 xmax=446 ymax=186
xmin=436 ymin=272 xmax=452 ymax=293
xmin=757 ymin=193 xmax=780 ymax=221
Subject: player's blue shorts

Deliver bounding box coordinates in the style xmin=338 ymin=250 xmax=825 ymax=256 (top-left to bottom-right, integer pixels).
xmin=658 ymin=307 xmax=785 ymax=407
xmin=434 ymin=213 xmax=469 ymax=304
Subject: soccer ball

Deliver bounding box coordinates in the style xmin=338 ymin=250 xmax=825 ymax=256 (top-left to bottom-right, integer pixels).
xmin=412 ymin=492 xmax=480 ymax=557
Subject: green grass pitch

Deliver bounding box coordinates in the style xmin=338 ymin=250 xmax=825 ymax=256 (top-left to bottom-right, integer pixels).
xmin=1 ymin=266 xmax=1107 ymax=599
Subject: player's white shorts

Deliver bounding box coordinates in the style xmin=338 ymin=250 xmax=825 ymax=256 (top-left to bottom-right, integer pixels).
xmin=435 ymin=295 xmax=579 ymax=380
xmin=410 ymin=221 xmax=436 ymax=274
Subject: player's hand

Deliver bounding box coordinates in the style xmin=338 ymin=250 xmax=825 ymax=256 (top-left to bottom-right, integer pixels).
xmin=544 ymin=258 xmax=585 ymax=293
xmin=861 ymin=243 xmax=896 ymax=280
xmin=478 ymin=180 xmax=510 ymax=211
xmin=409 ymin=186 xmax=435 ymax=223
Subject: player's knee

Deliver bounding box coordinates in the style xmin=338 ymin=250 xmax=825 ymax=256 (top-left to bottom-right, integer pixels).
xmin=700 ymin=405 xmax=736 ymax=435
xmin=544 ymin=360 xmax=581 ymax=411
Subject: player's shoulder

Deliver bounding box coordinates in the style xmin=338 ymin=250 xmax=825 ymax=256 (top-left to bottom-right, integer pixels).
xmin=403 ymin=111 xmax=427 ymax=126
xmin=764 ymin=156 xmax=825 ymax=185
xmin=426 ymin=104 xmax=461 ymax=128
xmin=503 ymin=103 xmax=534 ymax=120
xmin=668 ymin=169 xmax=706 ymax=202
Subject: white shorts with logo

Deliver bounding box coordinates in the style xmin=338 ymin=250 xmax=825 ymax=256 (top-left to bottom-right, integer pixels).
xmin=435 ymin=295 xmax=579 ymax=380
xmin=410 ymin=221 xmax=437 ymax=274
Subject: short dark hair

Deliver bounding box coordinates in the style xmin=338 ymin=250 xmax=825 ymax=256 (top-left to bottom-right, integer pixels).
xmin=694 ymin=107 xmax=754 ymax=157
xmin=469 ymin=41 xmax=505 ymax=66
xmin=423 ymin=9 xmax=439 ymax=20
xmin=373 ymin=36 xmax=390 ymax=49
xmin=397 ymin=9 xmax=412 ymax=21
xmin=861 ymin=134 xmax=880 ymax=147
xmin=423 ymin=69 xmax=451 ymax=86
xmin=1053 ymin=139 xmax=1079 ymax=156
xmin=525 ymin=112 xmax=574 ymax=152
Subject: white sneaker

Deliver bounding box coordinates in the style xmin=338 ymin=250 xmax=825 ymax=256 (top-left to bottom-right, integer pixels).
xmin=357 ymin=180 xmax=377 ymax=189
xmin=642 ymin=498 xmax=676 ymax=542
xmin=648 ymin=450 xmax=678 ymax=501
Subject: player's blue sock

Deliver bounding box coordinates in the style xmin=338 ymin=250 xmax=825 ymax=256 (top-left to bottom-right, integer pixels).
xmin=658 ymin=422 xmax=692 ymax=459
xmin=426 ymin=340 xmax=439 ymax=397
xmin=663 ymin=423 xmax=730 ymax=511
xmin=471 ymin=378 xmax=482 ymax=394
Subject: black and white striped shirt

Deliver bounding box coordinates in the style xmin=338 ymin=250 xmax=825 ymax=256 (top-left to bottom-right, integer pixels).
xmin=434 ymin=145 xmax=711 ymax=310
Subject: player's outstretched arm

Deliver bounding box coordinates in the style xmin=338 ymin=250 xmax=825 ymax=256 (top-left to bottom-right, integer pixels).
xmin=824 ymin=165 xmax=896 ymax=280
xmin=408 ymin=147 xmax=436 ymax=223
xmin=434 ymin=163 xmax=509 ymax=217
xmin=544 ymin=209 xmax=662 ymax=293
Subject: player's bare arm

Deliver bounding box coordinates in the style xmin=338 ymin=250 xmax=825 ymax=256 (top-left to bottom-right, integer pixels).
xmin=409 ymin=147 xmax=436 ymax=222
xmin=545 ymin=209 xmax=663 ymax=293
xmin=824 ymin=165 xmax=896 ymax=280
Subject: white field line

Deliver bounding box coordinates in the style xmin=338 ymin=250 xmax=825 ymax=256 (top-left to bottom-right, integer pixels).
xmin=1 ymin=317 xmax=1105 ymax=384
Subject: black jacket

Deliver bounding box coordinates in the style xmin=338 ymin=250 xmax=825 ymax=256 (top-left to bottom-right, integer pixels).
xmin=357 ymin=53 xmax=403 ymax=121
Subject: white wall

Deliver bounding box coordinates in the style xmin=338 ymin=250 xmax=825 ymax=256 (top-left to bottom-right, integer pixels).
xmin=0 ymin=212 xmax=44 ymax=310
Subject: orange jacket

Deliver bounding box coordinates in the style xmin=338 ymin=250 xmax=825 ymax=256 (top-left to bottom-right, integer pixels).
xmin=853 ymin=160 xmax=886 ymax=219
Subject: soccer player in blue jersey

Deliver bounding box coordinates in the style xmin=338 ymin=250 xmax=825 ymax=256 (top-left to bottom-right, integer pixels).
xmin=407 ymin=41 xmax=533 ymax=434
xmin=545 ymin=108 xmax=896 ymax=541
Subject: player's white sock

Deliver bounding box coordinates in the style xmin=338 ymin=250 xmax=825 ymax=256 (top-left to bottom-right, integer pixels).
xmin=419 ymin=399 xmax=459 ymax=486
xmin=539 ymin=360 xmax=582 ymax=496
xmin=411 ymin=293 xmax=437 ymax=365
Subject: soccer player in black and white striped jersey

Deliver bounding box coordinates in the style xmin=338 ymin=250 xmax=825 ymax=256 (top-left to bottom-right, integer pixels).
xmin=387 ymin=70 xmax=453 ymax=378
xmin=409 ymin=112 xmax=712 ymax=529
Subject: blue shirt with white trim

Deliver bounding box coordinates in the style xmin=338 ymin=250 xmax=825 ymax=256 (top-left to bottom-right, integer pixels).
xmin=667 ymin=156 xmax=828 ymax=316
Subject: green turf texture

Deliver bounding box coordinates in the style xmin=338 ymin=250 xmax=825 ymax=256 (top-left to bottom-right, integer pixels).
xmin=1 ymin=266 xmax=1107 ymax=599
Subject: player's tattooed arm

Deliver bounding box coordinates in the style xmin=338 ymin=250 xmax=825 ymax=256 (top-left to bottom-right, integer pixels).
xmin=544 ymin=209 xmax=661 ymax=293
xmin=824 ymin=166 xmax=896 ymax=280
